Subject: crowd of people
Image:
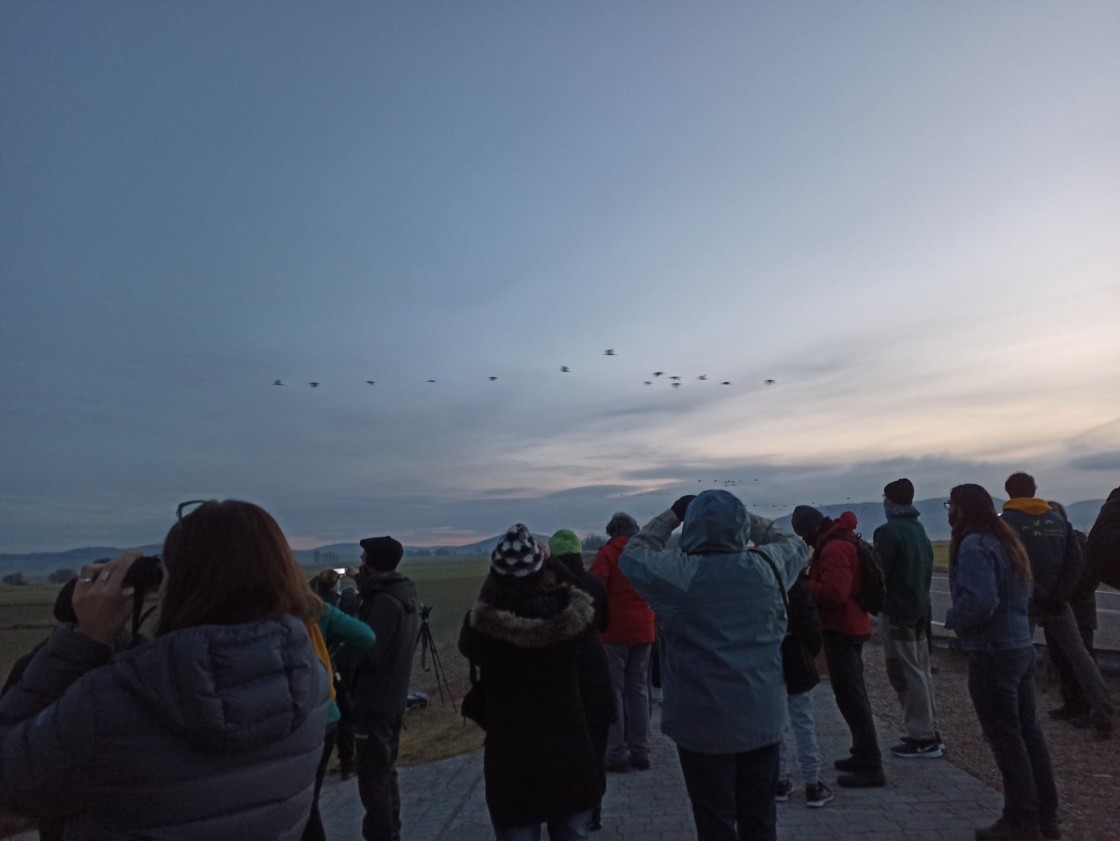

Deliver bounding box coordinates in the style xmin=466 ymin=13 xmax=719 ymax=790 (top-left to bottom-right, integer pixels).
xmin=0 ymin=475 xmax=1117 ymax=841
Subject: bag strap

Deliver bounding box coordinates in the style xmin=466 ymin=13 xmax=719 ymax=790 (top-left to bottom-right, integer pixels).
xmin=755 ymin=550 xmax=789 ymax=617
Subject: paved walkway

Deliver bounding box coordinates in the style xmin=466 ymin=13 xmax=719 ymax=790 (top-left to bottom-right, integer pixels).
xmin=320 ymin=689 xmax=1003 ymax=840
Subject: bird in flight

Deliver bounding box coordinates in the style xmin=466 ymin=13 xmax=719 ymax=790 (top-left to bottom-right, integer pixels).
xmin=698 ymin=375 xmax=708 ymax=381
xmin=365 ymin=380 xmax=376 ymax=385
xmin=671 ymin=382 xmax=681 ymax=389
xmin=604 ymin=349 xmax=616 ymax=356
xmin=560 ymin=366 xmax=571 ymax=372
xmin=643 ymin=381 xmax=652 ymax=385
xmin=720 ymin=381 xmax=731 ymax=385
xmin=669 ymin=376 xmax=680 ymax=381
xmin=426 ymin=379 xmax=437 ymax=383
xmin=488 ymin=376 xmax=498 ymax=381
xmin=273 ymin=379 xmax=283 ymax=386
xmin=764 ymin=378 xmax=776 ymax=385
xmin=309 ymin=382 xmax=320 ymax=388
xmin=652 ymin=371 xmax=664 ymax=377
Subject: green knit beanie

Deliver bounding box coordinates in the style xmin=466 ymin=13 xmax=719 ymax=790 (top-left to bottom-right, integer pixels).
xmin=548 ymin=529 xmax=583 ymax=557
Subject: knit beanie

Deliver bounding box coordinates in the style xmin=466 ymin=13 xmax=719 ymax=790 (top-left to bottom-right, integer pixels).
xmin=883 ymin=478 xmax=915 ymax=506
xmin=548 ymin=529 xmax=583 ymax=558
xmin=791 ymin=505 xmax=826 ymax=542
xmin=359 ymin=536 xmax=404 ymax=570
xmin=491 ymin=524 xmax=544 ymax=578
xmin=605 ymin=512 xmax=639 ymax=538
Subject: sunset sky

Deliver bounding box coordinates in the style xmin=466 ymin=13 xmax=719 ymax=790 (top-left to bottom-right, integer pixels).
xmin=2 ymin=2 xmax=1117 ymax=552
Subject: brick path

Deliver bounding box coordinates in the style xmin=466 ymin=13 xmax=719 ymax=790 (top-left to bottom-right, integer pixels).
xmin=319 ymin=688 xmax=1003 ymax=840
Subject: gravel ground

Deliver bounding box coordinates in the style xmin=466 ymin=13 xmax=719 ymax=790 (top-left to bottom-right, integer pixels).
xmin=861 ymin=634 xmax=1119 ymax=841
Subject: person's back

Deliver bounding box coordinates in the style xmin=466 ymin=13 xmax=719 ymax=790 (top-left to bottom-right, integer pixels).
xmin=1086 ymin=487 xmax=1120 ymax=590
xmin=1001 ymin=500 xmax=1071 ymax=605
xmin=620 ymin=490 xmax=809 ymax=841
xmin=0 ymin=500 xmax=331 ymax=840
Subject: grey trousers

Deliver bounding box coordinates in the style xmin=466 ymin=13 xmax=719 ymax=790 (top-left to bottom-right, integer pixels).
xmin=604 ymin=642 xmax=652 ymax=763
xmin=1036 ymin=604 xmax=1113 ymax=729
xmin=881 ymin=616 xmax=939 ymax=741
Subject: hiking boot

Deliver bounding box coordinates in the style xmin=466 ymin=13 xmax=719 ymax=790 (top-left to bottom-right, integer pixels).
xmin=805 ymin=781 xmax=833 ymax=808
xmin=836 ymin=767 xmax=886 ymax=788
xmin=974 ymin=817 xmax=1043 ymax=840
xmin=1040 ymin=821 xmax=1061 ymax=840
xmin=1047 ymin=705 xmax=1086 ymax=721
xmin=606 ymin=758 xmax=631 ymax=773
xmin=890 ymin=737 xmax=944 ymax=759
xmin=629 ymin=756 xmax=651 ymax=771
xmin=833 ymin=755 xmax=875 ymax=772
xmin=774 ymin=778 xmax=792 ymax=802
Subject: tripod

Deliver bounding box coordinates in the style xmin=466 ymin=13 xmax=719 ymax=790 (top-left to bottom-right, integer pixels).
xmin=416 ymin=605 xmax=457 ymax=712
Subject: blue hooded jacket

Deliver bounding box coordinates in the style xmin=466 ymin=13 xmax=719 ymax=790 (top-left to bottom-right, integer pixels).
xmin=619 ymin=490 xmax=810 ymax=753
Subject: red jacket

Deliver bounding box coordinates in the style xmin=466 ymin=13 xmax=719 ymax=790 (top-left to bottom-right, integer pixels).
xmin=590 ymin=535 xmax=655 ymax=644
xmin=806 ymin=512 xmax=872 ymax=637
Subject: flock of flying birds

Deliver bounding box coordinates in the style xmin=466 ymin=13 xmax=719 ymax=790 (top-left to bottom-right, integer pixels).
xmin=272 ymin=349 xmax=778 ymax=390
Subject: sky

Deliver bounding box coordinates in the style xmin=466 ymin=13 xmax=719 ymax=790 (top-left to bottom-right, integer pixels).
xmin=2 ymin=2 xmax=1118 ymax=553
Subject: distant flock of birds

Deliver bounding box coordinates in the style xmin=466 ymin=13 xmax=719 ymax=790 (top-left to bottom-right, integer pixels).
xmin=273 ymin=349 xmax=778 ymax=390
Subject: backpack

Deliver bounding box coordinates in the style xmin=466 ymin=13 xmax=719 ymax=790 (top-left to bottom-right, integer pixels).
xmin=824 ymin=533 xmax=886 ymax=616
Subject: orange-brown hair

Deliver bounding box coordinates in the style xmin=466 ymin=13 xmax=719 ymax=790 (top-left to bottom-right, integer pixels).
xmin=156 ymin=499 xmax=319 ymax=636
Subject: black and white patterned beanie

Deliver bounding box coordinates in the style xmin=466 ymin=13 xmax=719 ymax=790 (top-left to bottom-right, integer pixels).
xmin=490 ymin=524 xmax=544 ymax=578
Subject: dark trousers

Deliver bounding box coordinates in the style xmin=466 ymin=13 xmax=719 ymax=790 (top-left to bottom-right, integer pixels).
xmin=676 ymin=742 xmax=780 ymax=841
xmin=967 ymin=647 xmax=1058 ymax=830
xmin=822 ymin=632 xmax=881 ymax=764
xmin=1045 ymin=622 xmax=1095 ymax=715
xmin=589 ymin=721 xmax=610 ymax=827
xmin=302 ymin=723 xmax=339 ymax=841
xmin=355 ymin=716 xmax=403 ymax=841
xmin=336 ymin=683 xmax=356 ymax=772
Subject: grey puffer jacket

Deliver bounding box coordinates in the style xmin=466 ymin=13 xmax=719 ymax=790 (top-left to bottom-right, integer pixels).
xmin=0 ymin=616 xmax=330 ymax=840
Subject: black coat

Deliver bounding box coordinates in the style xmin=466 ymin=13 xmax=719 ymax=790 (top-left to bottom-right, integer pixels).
xmin=550 ymin=555 xmax=617 ymax=729
xmin=459 ymin=574 xmax=600 ymax=828
xmin=1087 ymin=496 xmax=1120 ymax=591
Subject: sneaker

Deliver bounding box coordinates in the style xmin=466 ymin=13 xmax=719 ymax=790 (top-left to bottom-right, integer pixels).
xmin=629 ymin=756 xmax=651 ymax=771
xmin=805 ymin=781 xmax=833 ymax=808
xmin=836 ymin=768 xmax=886 ymax=788
xmin=774 ymin=778 xmax=792 ymax=802
xmin=891 ymin=737 xmax=944 ymax=759
xmin=974 ymin=817 xmax=1043 ymax=840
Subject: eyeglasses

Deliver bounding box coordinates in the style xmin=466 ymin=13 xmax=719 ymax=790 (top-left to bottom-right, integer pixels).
xmin=176 ymin=499 xmax=213 ymax=520
xmin=943 ymin=500 xmax=952 ymax=510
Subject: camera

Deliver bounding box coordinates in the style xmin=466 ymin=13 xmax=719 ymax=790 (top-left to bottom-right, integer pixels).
xmin=53 ymin=555 xmax=163 ymax=625
xmin=419 ymin=603 xmax=433 ymax=621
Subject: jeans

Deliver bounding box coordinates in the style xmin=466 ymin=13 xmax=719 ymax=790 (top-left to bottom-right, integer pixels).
xmin=604 ymin=643 xmax=652 ymax=763
xmin=493 ymin=811 xmax=593 ymax=841
xmin=967 ymin=647 xmax=1058 ymax=830
xmin=881 ymin=617 xmax=938 ymax=740
xmin=778 ymin=688 xmax=821 ymax=785
xmin=677 ymin=742 xmax=780 ymax=841
xmin=355 ymin=716 xmax=403 ymax=841
xmin=1036 ymin=605 xmax=1111 ymax=726
xmin=822 ymin=632 xmax=880 ymax=764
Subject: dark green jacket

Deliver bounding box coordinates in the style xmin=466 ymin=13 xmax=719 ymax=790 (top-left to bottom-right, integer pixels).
xmin=873 ymin=511 xmax=934 ymax=622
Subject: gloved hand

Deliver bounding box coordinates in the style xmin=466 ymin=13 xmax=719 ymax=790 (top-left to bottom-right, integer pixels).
xmin=671 ymin=495 xmax=696 ymax=521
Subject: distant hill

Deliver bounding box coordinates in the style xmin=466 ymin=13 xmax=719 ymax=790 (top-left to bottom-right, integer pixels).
xmin=3 ymin=501 xmax=1107 ymax=580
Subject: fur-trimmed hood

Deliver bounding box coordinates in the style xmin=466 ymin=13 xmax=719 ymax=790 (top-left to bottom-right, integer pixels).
xmin=469 ymin=585 xmax=595 ymax=648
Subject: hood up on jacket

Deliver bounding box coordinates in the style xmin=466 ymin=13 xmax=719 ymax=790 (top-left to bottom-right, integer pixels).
xmin=679 ymin=490 xmax=748 ymax=555
xmin=470 ymin=586 xmax=594 ymax=649
xmin=111 ymin=614 xmax=325 ymax=753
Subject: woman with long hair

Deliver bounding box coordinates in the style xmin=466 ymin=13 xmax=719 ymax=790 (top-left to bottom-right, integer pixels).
xmin=0 ymin=499 xmax=331 ymax=839
xmin=944 ymin=484 xmax=1059 ymax=841
xmin=459 ymin=524 xmax=600 ymax=841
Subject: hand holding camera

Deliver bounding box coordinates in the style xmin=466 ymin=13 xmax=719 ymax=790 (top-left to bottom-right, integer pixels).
xmin=73 ymin=551 xmax=147 ymax=645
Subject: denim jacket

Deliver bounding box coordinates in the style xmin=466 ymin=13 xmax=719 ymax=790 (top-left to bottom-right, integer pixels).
xmin=944 ymin=533 xmax=1032 ymax=652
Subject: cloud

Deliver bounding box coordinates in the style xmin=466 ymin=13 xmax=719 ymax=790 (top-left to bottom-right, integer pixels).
xmin=1068 ymin=451 xmax=1120 ymax=471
